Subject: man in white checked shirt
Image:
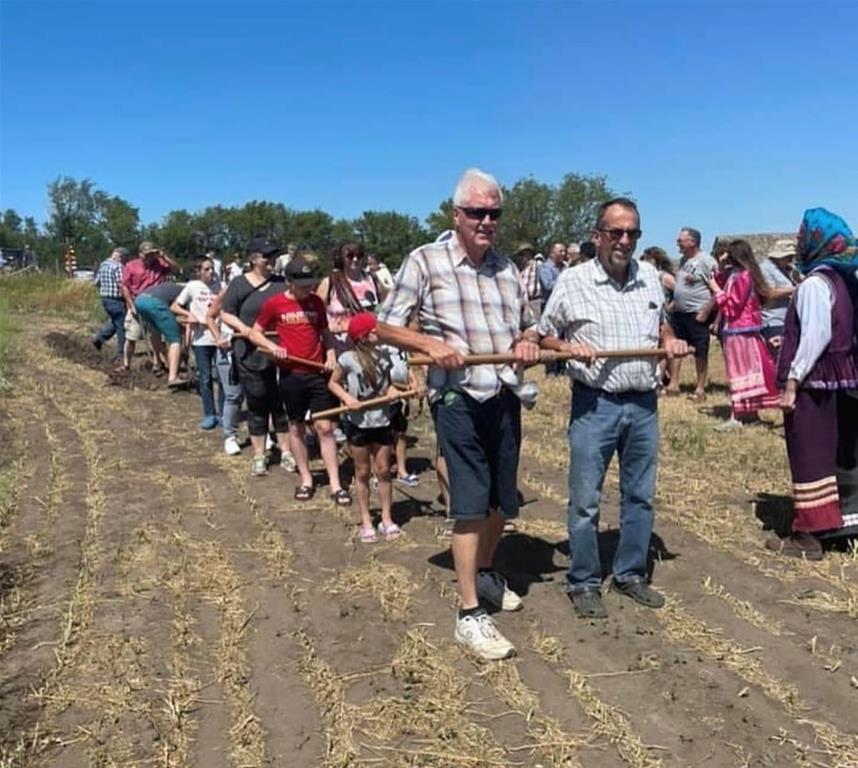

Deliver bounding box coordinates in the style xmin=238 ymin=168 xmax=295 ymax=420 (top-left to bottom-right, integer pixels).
xmin=539 ymin=198 xmax=687 ymax=620
xmin=378 ymin=169 xmax=589 ymax=660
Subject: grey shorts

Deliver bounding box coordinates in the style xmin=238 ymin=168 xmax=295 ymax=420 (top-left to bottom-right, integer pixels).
xmin=124 ymin=309 xmax=147 ymax=342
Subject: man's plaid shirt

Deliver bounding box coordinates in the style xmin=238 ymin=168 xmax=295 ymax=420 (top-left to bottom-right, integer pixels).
xmin=95 ymin=258 xmax=123 ymax=299
xmin=378 ymin=235 xmax=536 ymax=403
xmin=538 ymin=257 xmax=666 ymax=392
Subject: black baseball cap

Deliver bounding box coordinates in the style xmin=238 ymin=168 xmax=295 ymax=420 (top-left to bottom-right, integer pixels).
xmin=284 ymin=256 xmax=320 ymax=282
xmin=246 ymin=238 xmax=280 ymax=258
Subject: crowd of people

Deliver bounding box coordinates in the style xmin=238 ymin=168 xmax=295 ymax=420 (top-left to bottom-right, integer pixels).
xmin=89 ymin=169 xmax=858 ymax=660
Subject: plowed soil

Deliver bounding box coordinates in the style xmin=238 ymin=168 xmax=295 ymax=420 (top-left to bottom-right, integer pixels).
xmin=1 ymin=317 xmax=856 ymax=768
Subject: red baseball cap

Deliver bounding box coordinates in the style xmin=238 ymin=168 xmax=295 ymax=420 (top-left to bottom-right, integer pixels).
xmin=347 ymin=312 xmax=377 ymax=342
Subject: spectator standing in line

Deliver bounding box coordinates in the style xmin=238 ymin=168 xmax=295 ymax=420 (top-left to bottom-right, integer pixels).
xmin=539 ymin=198 xmax=687 ymax=619
xmin=665 ymin=227 xmax=718 ymax=400
xmin=274 ymin=243 xmax=298 ymax=277
xmin=121 ymin=241 xmax=181 ymax=372
xmin=218 ymin=239 xmax=292 ymax=477
xmin=250 ymin=256 xmax=349 ymax=505
xmin=367 ymin=253 xmax=395 ymax=293
xmin=206 ymin=250 xmax=224 ymax=281
xmin=565 ymin=242 xmax=581 ymax=266
xmin=172 ymin=256 xmax=224 ymax=429
xmin=538 ymin=242 xmax=567 ymax=309
xmin=515 ymin=243 xmax=542 ymax=319
xmin=538 ymin=242 xmax=568 ymax=376
xmin=760 ymin=239 xmax=798 ymax=358
xmin=378 ymin=168 xmax=540 ymax=661
xmin=92 ymin=246 xmax=130 ymax=365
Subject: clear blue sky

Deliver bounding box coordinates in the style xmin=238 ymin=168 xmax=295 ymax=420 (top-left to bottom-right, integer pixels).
xmin=2 ymin=0 xmax=857 ymax=255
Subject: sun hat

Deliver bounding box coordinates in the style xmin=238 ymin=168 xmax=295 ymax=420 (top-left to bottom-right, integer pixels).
xmin=767 ymin=239 xmax=796 ymax=260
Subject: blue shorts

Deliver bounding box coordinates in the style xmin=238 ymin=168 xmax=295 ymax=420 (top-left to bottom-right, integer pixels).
xmin=431 ymin=388 xmax=522 ymax=521
xmin=134 ymin=295 xmax=181 ymax=344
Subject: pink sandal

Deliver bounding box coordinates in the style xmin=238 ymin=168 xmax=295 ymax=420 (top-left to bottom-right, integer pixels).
xmin=376 ymin=522 xmax=402 ymax=541
xmin=359 ymin=526 xmax=377 ymax=544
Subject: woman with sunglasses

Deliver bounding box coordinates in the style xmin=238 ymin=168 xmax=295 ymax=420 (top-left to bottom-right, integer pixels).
xmin=213 ymin=239 xmax=293 ymax=476
xmin=171 ymin=256 xmax=224 ymax=430
xmin=318 ymin=241 xmax=387 ymax=355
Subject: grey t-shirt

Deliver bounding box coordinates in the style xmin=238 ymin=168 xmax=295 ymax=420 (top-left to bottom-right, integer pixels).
xmin=337 ymin=346 xmax=394 ymax=429
xmin=142 ymin=282 xmax=183 ymax=305
xmin=673 ymin=252 xmax=718 ymax=313
xmin=759 ymin=259 xmax=793 ymax=329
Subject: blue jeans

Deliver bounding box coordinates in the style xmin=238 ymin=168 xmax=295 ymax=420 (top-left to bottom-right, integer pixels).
xmin=215 ymin=348 xmax=243 ymax=438
xmin=193 ymin=345 xmax=218 ymax=419
xmin=95 ymin=297 xmax=126 ymax=359
xmin=566 ymin=385 xmax=659 ymax=593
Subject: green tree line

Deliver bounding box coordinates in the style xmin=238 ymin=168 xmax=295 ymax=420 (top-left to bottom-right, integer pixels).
xmin=0 ymin=173 xmax=618 ymax=272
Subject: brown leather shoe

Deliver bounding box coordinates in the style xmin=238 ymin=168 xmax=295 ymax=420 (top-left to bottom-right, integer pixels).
xmin=764 ymin=531 xmax=823 ymax=561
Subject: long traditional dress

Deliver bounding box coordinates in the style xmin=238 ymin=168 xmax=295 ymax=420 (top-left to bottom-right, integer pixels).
xmin=715 ymin=269 xmax=780 ymax=415
xmin=776 ymin=266 xmax=858 ymax=538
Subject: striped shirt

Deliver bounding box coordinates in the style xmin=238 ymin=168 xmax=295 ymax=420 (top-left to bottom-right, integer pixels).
xmin=378 ymin=235 xmax=536 ymax=403
xmin=539 ymin=257 xmax=665 ymax=392
xmin=95 ymin=258 xmax=123 ymax=299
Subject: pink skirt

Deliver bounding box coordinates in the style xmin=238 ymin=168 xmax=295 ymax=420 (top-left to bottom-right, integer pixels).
xmin=722 ymin=332 xmax=781 ymax=414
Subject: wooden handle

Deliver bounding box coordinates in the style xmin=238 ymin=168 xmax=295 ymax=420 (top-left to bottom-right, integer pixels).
xmin=310 ymin=388 xmax=420 ymax=421
xmin=407 ymin=348 xmax=692 ymax=366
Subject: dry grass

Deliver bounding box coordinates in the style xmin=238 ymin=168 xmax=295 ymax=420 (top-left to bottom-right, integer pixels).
xmin=325 ymin=556 xmax=417 ymax=620
xmin=527 ymin=626 xmax=664 ymax=768
xmin=701 ymin=576 xmax=785 ymax=636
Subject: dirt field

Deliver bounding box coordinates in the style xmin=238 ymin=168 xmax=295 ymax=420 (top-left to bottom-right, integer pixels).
xmin=1 ymin=316 xmax=857 ymax=768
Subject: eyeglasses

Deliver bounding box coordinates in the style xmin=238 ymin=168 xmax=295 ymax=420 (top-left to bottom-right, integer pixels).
xmin=598 ymin=228 xmax=642 ymax=241
xmin=457 ymin=206 xmax=503 ymax=221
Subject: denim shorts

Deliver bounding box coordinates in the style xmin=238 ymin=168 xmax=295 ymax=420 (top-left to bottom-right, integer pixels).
xmin=431 ymin=388 xmax=521 ymax=521
xmin=134 ymin=295 xmax=181 ymax=344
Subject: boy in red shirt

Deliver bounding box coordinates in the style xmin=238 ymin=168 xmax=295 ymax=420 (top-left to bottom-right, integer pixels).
xmin=250 ymin=257 xmax=350 ymax=505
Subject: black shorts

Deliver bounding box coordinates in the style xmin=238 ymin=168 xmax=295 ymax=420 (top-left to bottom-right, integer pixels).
xmin=390 ymin=402 xmax=408 ymax=433
xmin=279 ymin=371 xmax=338 ymax=423
xmin=343 ymin=420 xmax=394 ymax=447
xmin=431 ymin=388 xmax=521 ymax=521
xmin=671 ymin=312 xmax=711 ymax=359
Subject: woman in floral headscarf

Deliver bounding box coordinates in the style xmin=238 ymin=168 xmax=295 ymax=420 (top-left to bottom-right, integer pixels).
xmin=766 ymin=208 xmax=858 ymax=559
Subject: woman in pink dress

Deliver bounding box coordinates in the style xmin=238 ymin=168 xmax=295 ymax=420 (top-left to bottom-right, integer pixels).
xmin=705 ymin=239 xmax=788 ymax=430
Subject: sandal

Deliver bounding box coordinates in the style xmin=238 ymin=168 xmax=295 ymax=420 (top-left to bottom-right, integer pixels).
xmin=687 ymin=391 xmax=707 ymax=403
xmin=294 ymin=484 xmax=315 ymax=501
xmin=359 ymin=526 xmax=377 ymax=544
xmin=376 ymin=521 xmax=402 ymax=541
xmin=330 ymin=489 xmax=352 ymax=507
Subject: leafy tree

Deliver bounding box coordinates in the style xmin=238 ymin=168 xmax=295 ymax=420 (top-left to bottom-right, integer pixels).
xmin=146 ymin=209 xmax=198 ymax=263
xmin=354 ymin=211 xmax=427 ymax=269
xmin=94 ymin=193 xmax=140 ymax=251
xmin=425 ymin=198 xmax=455 ymax=240
xmin=45 ymin=177 xmax=109 ymax=266
xmin=496 ymin=178 xmax=554 ymax=255
xmin=552 ymin=173 xmax=615 ymax=245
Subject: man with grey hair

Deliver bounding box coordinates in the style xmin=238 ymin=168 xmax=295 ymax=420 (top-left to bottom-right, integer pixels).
xmin=666 ymin=227 xmax=717 ymax=400
xmin=378 ymin=168 xmax=540 ymax=660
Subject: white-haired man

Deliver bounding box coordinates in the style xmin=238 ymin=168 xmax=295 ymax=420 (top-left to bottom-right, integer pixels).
xmin=378 ymin=169 xmax=541 ymax=660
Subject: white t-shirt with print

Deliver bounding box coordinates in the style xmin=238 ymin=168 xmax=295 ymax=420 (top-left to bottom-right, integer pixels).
xmin=176 ymin=279 xmax=221 ymax=346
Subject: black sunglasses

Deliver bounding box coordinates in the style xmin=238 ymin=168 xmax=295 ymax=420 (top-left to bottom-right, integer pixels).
xmin=598 ymin=227 xmax=642 ymax=241
xmin=457 ymin=206 xmax=503 ymax=221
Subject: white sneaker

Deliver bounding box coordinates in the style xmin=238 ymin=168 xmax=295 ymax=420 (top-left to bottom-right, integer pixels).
xmin=224 ymin=436 xmax=242 ymax=456
xmin=454 ymin=611 xmax=515 ymax=660
xmin=476 ymin=570 xmax=523 ymax=611
xmin=281 ymin=451 xmax=297 ymax=472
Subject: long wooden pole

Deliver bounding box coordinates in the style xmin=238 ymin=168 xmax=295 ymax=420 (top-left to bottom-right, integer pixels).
xmin=310 ymin=388 xmax=420 ymax=421
xmin=407 ymin=347 xmax=690 ymax=367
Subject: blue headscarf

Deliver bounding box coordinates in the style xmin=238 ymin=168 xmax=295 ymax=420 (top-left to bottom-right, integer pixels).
xmin=796 ymin=208 xmax=858 ymax=284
